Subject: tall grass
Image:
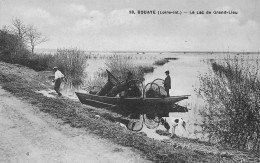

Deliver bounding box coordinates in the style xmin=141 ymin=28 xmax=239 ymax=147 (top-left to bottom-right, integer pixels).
xmin=50 ymin=48 xmax=87 ymax=87
xmin=84 ymin=70 xmax=107 ymax=92
xmin=105 ymin=54 xmax=145 ymax=82
xmin=85 ymin=55 xmax=151 ymax=92
xmin=153 ymin=58 xmax=169 ymax=66
xmin=198 ymin=56 xmax=260 ymax=151
xmin=138 ymin=65 xmax=154 ymax=73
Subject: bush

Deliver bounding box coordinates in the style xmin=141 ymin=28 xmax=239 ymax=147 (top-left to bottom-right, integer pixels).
xmin=0 ymin=29 xmax=53 ymax=71
xmin=0 ymin=28 xmax=33 ymax=63
xmin=50 ymin=48 xmax=87 ymax=87
xmin=27 ymin=53 xmax=54 ymax=71
xmin=198 ymin=56 xmax=260 ymax=151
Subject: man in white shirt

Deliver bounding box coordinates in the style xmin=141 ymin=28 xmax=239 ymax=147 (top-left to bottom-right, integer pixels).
xmin=53 ymin=66 xmax=64 ymax=96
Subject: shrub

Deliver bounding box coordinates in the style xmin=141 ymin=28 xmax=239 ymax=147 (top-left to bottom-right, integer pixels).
xmin=0 ymin=29 xmax=28 ymax=63
xmin=0 ymin=29 xmax=53 ymax=71
xmin=198 ymin=56 xmax=260 ymax=151
xmin=27 ymin=53 xmax=54 ymax=71
xmin=0 ymin=30 xmax=17 ymax=62
xmin=50 ymin=48 xmax=87 ymax=87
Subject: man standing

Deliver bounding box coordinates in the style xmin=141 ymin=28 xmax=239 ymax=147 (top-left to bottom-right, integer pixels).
xmin=53 ymin=66 xmax=64 ymax=96
xmin=164 ymin=70 xmax=171 ymax=97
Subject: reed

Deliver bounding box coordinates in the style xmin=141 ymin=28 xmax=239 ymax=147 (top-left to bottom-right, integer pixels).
xmin=153 ymin=58 xmax=169 ymax=66
xmin=105 ymin=54 xmax=145 ymax=81
xmin=198 ymin=56 xmax=260 ymax=151
xmin=84 ymin=70 xmax=107 ymax=92
xmin=139 ymin=65 xmax=154 ymax=73
xmin=165 ymin=57 xmax=179 ymax=60
xmin=50 ymin=48 xmax=87 ymax=87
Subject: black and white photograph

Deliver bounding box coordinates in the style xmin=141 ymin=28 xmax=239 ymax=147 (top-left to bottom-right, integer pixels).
xmin=0 ymin=0 xmax=259 ymax=162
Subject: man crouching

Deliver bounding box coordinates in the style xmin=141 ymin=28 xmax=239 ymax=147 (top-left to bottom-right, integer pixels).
xmin=52 ymin=66 xmax=64 ymax=96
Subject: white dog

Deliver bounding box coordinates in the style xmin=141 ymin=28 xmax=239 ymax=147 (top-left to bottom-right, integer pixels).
xmin=160 ymin=117 xmax=189 ymax=137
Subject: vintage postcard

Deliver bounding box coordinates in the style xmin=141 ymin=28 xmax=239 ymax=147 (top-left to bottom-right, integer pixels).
xmin=0 ymin=0 xmax=259 ymax=162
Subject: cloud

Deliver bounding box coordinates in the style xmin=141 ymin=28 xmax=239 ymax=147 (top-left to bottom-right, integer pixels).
xmin=24 ymin=8 xmax=50 ymax=19
xmin=212 ymin=6 xmax=244 ymax=25
xmin=4 ymin=1 xmax=255 ymax=51
xmin=68 ymin=8 xmax=143 ymax=33
xmin=66 ymin=4 xmax=88 ymax=16
xmin=107 ymin=9 xmax=141 ymax=26
xmin=187 ymin=14 xmax=209 ymax=26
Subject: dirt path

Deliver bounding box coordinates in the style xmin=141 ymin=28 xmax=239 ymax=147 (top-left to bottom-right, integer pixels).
xmin=0 ymin=86 xmax=150 ymax=163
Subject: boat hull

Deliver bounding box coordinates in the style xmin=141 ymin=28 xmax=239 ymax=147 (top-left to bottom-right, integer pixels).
xmin=75 ymin=92 xmax=189 ymax=114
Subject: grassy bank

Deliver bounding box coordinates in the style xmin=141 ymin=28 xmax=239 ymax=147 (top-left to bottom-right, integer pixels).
xmin=0 ymin=61 xmax=246 ymax=162
xmin=0 ymin=29 xmax=87 ymax=86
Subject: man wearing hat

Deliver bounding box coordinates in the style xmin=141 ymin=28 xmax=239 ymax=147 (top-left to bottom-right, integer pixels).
xmin=53 ymin=66 xmax=64 ymax=96
xmin=164 ymin=70 xmax=171 ymax=97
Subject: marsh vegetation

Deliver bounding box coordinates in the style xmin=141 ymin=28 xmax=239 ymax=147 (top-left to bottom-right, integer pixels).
xmin=50 ymin=48 xmax=87 ymax=88
xmin=198 ymin=56 xmax=260 ymax=151
xmin=153 ymin=58 xmax=169 ymax=66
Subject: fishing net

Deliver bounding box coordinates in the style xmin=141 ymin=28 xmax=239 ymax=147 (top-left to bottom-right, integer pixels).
xmin=126 ymin=115 xmax=144 ymax=131
xmin=125 ymin=79 xmax=143 ymax=97
xmin=145 ymin=83 xmax=160 ymax=98
xmin=143 ymin=114 xmax=160 ymax=129
xmin=126 ymin=120 xmax=143 ymax=131
xmin=97 ymin=70 xmax=120 ymax=96
xmin=97 ymin=81 xmax=114 ymax=96
xmin=106 ymin=69 xmax=120 ymax=85
xmin=126 ymin=114 xmax=163 ymax=131
xmin=152 ymin=79 xmax=167 ymax=97
xmin=107 ymin=79 xmax=143 ymax=97
xmin=107 ymin=83 xmax=126 ymax=97
xmin=144 ymin=79 xmax=167 ymax=98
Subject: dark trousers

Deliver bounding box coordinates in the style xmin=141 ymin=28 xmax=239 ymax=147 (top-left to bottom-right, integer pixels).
xmin=54 ymin=78 xmax=62 ymax=96
xmin=165 ymin=88 xmax=170 ymax=97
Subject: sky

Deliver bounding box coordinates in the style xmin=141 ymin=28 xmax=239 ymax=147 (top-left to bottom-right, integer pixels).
xmin=0 ymin=0 xmax=259 ymax=52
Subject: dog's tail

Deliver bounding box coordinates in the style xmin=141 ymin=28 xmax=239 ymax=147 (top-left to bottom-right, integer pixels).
xmin=181 ymin=120 xmax=190 ymax=135
xmin=182 ymin=120 xmax=186 ymax=129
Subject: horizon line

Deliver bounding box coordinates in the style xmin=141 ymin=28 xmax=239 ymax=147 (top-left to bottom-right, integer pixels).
xmin=36 ymin=48 xmax=260 ymax=54
xmin=88 ymin=51 xmax=260 ymax=54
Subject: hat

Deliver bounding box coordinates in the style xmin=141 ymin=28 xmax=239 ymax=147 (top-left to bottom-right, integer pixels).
xmin=165 ymin=70 xmax=169 ymax=74
xmin=53 ymin=66 xmax=58 ymax=70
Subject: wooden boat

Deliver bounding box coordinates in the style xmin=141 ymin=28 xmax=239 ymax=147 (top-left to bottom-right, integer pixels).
xmin=75 ymin=92 xmax=189 ymax=114
xmin=76 ymin=70 xmax=189 ymax=115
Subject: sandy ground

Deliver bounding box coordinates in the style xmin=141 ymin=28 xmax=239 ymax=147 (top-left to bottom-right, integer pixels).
xmin=0 ymin=86 xmax=151 ymax=163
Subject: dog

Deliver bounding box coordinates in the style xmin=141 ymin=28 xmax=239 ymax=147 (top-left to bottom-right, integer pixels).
xmin=160 ymin=117 xmax=189 ymax=137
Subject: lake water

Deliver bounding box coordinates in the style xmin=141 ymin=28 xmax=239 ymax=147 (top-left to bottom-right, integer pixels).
xmin=61 ymin=52 xmax=259 ymax=140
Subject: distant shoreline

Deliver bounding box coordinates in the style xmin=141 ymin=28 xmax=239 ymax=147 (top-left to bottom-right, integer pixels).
xmin=35 ymin=48 xmax=260 ymax=54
